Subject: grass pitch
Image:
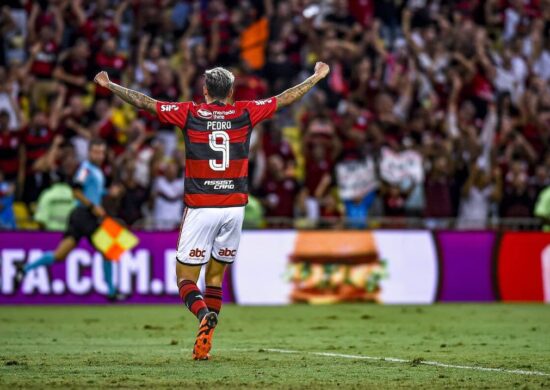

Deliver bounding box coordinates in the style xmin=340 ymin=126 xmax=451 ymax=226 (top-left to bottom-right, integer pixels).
xmin=0 ymin=304 xmax=549 ymax=389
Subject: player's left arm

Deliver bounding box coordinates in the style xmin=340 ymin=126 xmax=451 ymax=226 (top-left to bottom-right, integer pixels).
xmin=93 ymin=71 xmax=158 ymax=115
xmin=275 ymin=62 xmax=330 ymax=110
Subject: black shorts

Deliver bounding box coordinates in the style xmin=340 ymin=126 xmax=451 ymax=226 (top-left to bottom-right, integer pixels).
xmin=64 ymin=207 xmax=100 ymax=243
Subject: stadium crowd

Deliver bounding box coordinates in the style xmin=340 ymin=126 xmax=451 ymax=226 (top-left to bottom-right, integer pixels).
xmin=1 ymin=0 xmax=550 ymax=230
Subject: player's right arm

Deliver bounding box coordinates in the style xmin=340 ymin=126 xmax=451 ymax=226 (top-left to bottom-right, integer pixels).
xmin=275 ymin=62 xmax=330 ymax=110
xmin=93 ymin=71 xmax=158 ymax=115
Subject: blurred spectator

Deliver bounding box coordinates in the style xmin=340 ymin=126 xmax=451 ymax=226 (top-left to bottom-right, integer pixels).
xmin=115 ymin=159 xmax=149 ymax=227
xmin=0 ymin=171 xmax=16 ymax=229
xmin=262 ymin=122 xmax=296 ymax=172
xmin=535 ymin=185 xmax=550 ymax=231
xmin=25 ymin=2 xmax=64 ymax=109
xmin=0 ymin=67 xmax=21 ymax=130
xmin=72 ymin=0 xmax=127 ymax=53
xmin=21 ymin=101 xmax=63 ymax=204
xmin=530 ymin=164 xmax=550 ymax=197
xmin=243 ymin=195 xmax=264 ymax=229
xmin=318 ymin=191 xmax=343 ymax=228
xmin=152 ymin=159 xmax=184 ymax=230
xmin=33 ymin=147 xmax=79 ymax=231
xmin=59 ymin=95 xmax=92 ymax=162
xmin=500 ymin=160 xmax=534 ymax=217
xmin=93 ymin=38 xmax=127 ymax=99
xmin=259 ymin=155 xmax=302 ymax=227
xmin=382 ymin=180 xmax=414 ymax=218
xmin=34 ymin=179 xmax=75 ymax=231
xmin=424 ymin=155 xmax=455 ymax=228
xmin=457 ymin=165 xmax=503 ymax=229
xmin=1 ymin=3 xmax=27 ymax=65
xmin=302 ymin=142 xmax=333 ymax=222
xmin=0 ymin=109 xmax=23 ymax=185
xmin=53 ymin=39 xmax=91 ymax=99
xmin=335 ymin=153 xmax=377 ymax=228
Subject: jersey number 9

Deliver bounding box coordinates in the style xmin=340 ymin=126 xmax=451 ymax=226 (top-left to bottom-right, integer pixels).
xmin=208 ymin=131 xmax=230 ymax=171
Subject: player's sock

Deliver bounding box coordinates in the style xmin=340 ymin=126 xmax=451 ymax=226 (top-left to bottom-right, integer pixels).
xmin=24 ymin=251 xmax=55 ymax=273
xmin=102 ymin=260 xmax=116 ymax=296
xmin=204 ymin=285 xmax=223 ymax=315
xmin=178 ymin=280 xmax=209 ymax=320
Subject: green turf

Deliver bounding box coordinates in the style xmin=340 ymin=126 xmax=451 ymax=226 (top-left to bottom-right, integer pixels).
xmin=0 ymin=304 xmax=549 ymax=389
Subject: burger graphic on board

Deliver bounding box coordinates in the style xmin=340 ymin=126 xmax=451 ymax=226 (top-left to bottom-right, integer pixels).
xmin=289 ymin=231 xmax=387 ymax=304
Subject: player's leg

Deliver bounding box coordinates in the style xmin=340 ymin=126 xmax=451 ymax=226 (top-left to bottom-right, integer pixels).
xmin=15 ymin=208 xmax=83 ymax=286
xmin=24 ymin=236 xmax=76 ymax=273
xmin=96 ymin=253 xmax=126 ymax=300
xmin=204 ymin=258 xmax=227 ymax=315
xmin=176 ymin=262 xmax=209 ymax=321
xmin=192 ymin=207 xmax=243 ymax=359
xmin=102 ymin=258 xmax=117 ymax=299
xmin=175 ymin=208 xmax=217 ymax=360
xmin=14 ymin=236 xmax=76 ymax=288
xmin=207 ymin=206 xmax=245 ymax=316
xmin=176 ymin=208 xmax=224 ymax=360
xmin=177 ymin=261 xmax=219 ymax=361
xmin=175 ymin=207 xmax=214 ymax=321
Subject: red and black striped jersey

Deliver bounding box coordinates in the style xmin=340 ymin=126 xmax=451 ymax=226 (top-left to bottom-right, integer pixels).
xmin=21 ymin=126 xmax=56 ymax=173
xmin=30 ymin=40 xmax=58 ymax=79
xmin=155 ymin=98 xmax=277 ymax=208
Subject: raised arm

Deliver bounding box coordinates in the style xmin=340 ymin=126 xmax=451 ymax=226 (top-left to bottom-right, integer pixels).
xmin=93 ymin=71 xmax=158 ymax=114
xmin=275 ymin=62 xmax=330 ymax=110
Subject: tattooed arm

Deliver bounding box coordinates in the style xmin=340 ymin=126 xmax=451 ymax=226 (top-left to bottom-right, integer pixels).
xmin=276 ymin=62 xmax=330 ymax=110
xmin=93 ymin=71 xmax=158 ymax=114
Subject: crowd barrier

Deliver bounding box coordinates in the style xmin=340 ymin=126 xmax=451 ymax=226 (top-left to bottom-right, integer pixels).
xmin=11 ymin=216 xmax=546 ymax=231
xmin=0 ymin=230 xmax=548 ymax=304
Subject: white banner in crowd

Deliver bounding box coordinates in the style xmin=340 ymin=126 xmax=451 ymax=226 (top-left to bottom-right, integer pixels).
xmin=232 ymin=230 xmax=438 ymax=305
xmin=335 ymin=157 xmax=378 ymax=200
xmin=379 ymin=147 xmax=424 ymax=184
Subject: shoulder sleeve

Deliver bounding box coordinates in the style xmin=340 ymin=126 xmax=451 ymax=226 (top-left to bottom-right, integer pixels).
xmin=155 ymin=101 xmax=192 ymax=128
xmin=72 ymin=164 xmax=88 ymax=188
xmin=237 ymin=98 xmax=277 ymax=128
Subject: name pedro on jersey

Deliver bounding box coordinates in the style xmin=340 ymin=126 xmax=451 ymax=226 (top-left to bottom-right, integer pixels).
xmin=203 ymin=180 xmax=235 ymax=190
xmin=206 ymin=121 xmax=232 ymax=130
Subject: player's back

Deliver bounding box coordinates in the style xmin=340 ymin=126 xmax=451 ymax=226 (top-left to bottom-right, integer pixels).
xmin=156 ymin=98 xmax=277 ymax=208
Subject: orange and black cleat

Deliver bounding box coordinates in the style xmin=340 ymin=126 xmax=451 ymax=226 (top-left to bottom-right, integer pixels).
xmin=192 ymin=312 xmax=218 ymax=360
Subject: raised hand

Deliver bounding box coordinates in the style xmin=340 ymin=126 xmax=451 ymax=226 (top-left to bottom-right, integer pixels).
xmin=94 ymin=71 xmax=110 ymax=88
xmin=95 ymin=71 xmax=158 ymax=114
xmin=314 ymin=62 xmax=330 ymax=79
xmin=276 ymin=62 xmax=330 ymax=110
